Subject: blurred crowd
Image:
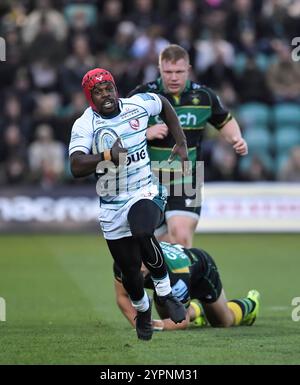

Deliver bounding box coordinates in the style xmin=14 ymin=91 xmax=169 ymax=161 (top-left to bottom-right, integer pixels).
xmin=0 ymin=0 xmax=300 ymax=188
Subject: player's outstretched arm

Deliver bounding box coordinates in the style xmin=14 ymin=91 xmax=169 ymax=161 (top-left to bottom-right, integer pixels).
xmin=70 ymin=151 xmax=104 ymax=178
xmin=114 ymin=279 xmax=137 ymax=328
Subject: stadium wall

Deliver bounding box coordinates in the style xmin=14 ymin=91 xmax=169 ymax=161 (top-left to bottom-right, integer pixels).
xmin=0 ymin=183 xmax=299 ymax=233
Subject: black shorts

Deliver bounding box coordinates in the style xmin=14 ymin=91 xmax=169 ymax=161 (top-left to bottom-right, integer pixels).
xmin=155 ymin=192 xmax=201 ymax=235
xmin=187 ymin=248 xmax=223 ymax=304
xmin=166 ymin=193 xmax=201 ymax=215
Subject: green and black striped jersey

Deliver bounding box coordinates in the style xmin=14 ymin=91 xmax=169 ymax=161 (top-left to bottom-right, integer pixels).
xmin=128 ymin=79 xmax=232 ymax=184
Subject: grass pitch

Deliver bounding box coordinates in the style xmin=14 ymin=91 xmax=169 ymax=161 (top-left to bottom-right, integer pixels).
xmin=0 ymin=233 xmax=299 ymax=365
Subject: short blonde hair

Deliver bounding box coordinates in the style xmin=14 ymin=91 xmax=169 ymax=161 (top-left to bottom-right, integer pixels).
xmin=159 ymin=44 xmax=190 ymax=66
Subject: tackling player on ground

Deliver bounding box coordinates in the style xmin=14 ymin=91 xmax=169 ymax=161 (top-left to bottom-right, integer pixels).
xmin=114 ymin=242 xmax=260 ymax=331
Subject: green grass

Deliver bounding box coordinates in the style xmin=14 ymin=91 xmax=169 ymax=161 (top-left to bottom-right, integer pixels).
xmin=0 ymin=234 xmax=300 ymax=364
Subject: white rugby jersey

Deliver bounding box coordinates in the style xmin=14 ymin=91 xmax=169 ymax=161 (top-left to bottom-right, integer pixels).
xmin=69 ymin=93 xmax=163 ymax=209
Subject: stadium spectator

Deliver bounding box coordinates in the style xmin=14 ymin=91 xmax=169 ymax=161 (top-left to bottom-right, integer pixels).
xmin=97 ymin=0 xmax=123 ymax=51
xmin=114 ymin=241 xmax=260 ymax=331
xmin=128 ymin=45 xmax=247 ymax=248
xmin=266 ymin=40 xmax=300 ymax=103
xmin=0 ymin=94 xmax=32 ymax=139
xmin=279 ymin=146 xmax=300 ymax=182
xmin=69 ymin=68 xmax=188 ymax=340
xmin=21 ymin=0 xmax=68 ymax=45
xmin=0 ymin=124 xmax=28 ymax=185
xmin=60 ymin=34 xmax=96 ymax=100
xmin=128 ymin=0 xmax=162 ymax=34
xmin=240 ymin=154 xmax=274 ymax=182
xmin=225 ymin=0 xmax=257 ymax=51
xmin=207 ymin=139 xmax=241 ymax=181
xmin=195 ymin=30 xmax=235 ymax=75
xmin=237 ymin=54 xmax=271 ymax=104
xmin=28 ymin=123 xmax=66 ymax=187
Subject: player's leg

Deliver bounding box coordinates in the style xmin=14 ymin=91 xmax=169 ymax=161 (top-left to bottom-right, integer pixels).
xmin=201 ymin=290 xmax=234 ymax=327
xmin=106 ymin=236 xmax=153 ymax=340
xmin=128 ymin=199 xmax=186 ymax=323
xmin=164 ymin=195 xmax=201 ymax=248
xmin=154 ymin=218 xmax=172 ymax=243
xmin=203 ymin=289 xmax=260 ymax=327
xmin=189 ymin=248 xmax=260 ymax=327
xmin=166 ymin=214 xmax=198 ymax=248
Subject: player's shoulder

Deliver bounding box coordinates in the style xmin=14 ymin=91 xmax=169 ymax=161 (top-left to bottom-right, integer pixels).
xmin=122 ymin=92 xmax=160 ymax=106
xmin=127 ymin=80 xmax=160 ymax=97
xmin=188 ymin=81 xmax=220 ymax=105
xmin=189 ymin=80 xmax=212 ymax=94
xmin=73 ymin=106 xmax=94 ymax=127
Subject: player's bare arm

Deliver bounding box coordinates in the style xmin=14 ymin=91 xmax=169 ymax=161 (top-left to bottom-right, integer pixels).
xmin=219 ymin=118 xmax=248 ymax=156
xmin=158 ymin=95 xmax=188 ymax=170
xmin=70 ymin=139 xmax=127 ymax=177
xmin=114 ymin=279 xmax=137 ymax=327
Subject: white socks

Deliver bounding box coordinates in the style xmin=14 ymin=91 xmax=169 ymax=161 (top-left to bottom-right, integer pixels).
xmin=152 ymin=274 xmax=172 ymax=297
xmin=131 ymin=291 xmax=150 ymax=312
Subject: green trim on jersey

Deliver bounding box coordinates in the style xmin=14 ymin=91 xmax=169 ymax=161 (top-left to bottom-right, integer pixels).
xmin=160 ymin=242 xmax=192 ymax=273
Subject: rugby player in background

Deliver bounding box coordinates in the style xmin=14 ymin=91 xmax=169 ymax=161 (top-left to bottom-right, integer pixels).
xmin=128 ymin=45 xmax=248 ymax=248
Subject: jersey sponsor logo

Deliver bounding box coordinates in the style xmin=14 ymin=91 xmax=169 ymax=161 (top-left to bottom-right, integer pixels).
xmin=179 ymin=112 xmax=197 ymax=126
xmin=71 ymin=132 xmax=85 ymax=141
xmin=154 ymin=111 xmax=198 ymax=126
xmin=185 ymin=198 xmax=193 ymax=207
xmin=119 ymin=108 xmax=139 ymax=119
xmin=129 ymin=119 xmax=140 ymax=130
xmin=171 ymin=279 xmax=189 ymax=302
xmin=127 ymin=149 xmax=146 ymax=166
xmin=192 ymin=83 xmax=201 ymax=89
xmin=148 ymin=83 xmax=158 ymax=90
xmin=192 ymin=97 xmax=200 ymax=105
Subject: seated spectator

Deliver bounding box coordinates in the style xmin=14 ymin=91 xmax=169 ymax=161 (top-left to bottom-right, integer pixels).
xmin=97 ymin=0 xmax=123 ymax=49
xmin=266 ymin=40 xmax=300 ymax=103
xmin=237 ymin=54 xmax=271 ymax=104
xmin=22 ymin=0 xmax=67 ymax=45
xmin=195 ymin=29 xmax=235 ymax=74
xmin=28 ymin=124 xmax=66 ymax=188
xmin=206 ymin=139 xmax=241 ymax=181
xmin=0 ymin=124 xmax=28 ymax=185
xmin=279 ymin=146 xmax=300 ymax=182
xmin=60 ymin=34 xmax=96 ymax=99
xmin=200 ymin=45 xmax=236 ymax=89
xmin=0 ymin=94 xmax=32 ymax=138
xmin=240 ymin=154 xmax=273 ymax=181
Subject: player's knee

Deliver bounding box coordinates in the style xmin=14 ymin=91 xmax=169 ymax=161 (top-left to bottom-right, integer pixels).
xmin=131 ymin=227 xmax=154 ymax=238
xmin=171 ymin=231 xmax=191 ymax=248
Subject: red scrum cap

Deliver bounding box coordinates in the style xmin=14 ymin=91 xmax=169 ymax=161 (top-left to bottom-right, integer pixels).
xmin=82 ymin=68 xmax=116 ymax=111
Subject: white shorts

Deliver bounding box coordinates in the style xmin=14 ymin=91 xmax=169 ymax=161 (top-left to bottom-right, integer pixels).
xmin=99 ymin=185 xmax=166 ymax=240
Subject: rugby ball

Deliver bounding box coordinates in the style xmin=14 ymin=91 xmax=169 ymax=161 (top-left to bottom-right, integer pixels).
xmin=92 ymin=128 xmax=121 ymax=155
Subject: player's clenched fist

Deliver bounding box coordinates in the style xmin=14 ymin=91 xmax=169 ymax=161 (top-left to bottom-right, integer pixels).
xmin=232 ymin=136 xmax=248 ymax=156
